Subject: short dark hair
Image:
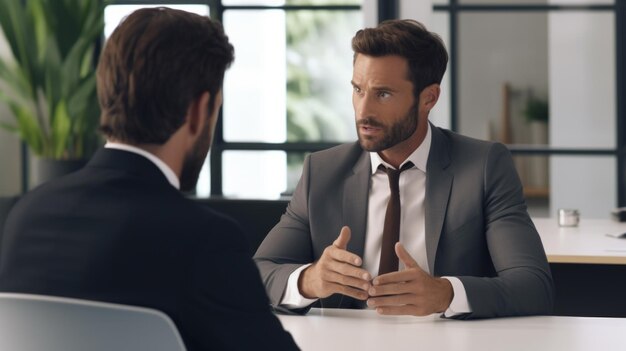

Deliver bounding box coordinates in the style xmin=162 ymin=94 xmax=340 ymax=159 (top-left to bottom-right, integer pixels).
xmin=97 ymin=7 xmax=234 ymax=144
xmin=351 ymin=19 xmax=448 ymax=98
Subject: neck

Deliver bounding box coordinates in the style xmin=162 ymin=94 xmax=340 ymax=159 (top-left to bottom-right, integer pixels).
xmin=378 ymin=121 xmax=428 ymax=169
xmin=109 ymin=135 xmax=186 ymax=179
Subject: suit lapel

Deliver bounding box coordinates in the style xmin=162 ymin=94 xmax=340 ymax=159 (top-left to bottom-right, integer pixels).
xmin=343 ymin=149 xmax=370 ymax=260
xmin=425 ymin=126 xmax=453 ymax=274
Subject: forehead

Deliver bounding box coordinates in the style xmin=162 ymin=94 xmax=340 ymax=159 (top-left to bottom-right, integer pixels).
xmin=352 ymin=54 xmax=410 ymax=85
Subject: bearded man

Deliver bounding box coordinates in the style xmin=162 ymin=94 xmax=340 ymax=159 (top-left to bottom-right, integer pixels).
xmin=254 ymin=19 xmax=554 ymax=320
xmin=0 ymin=7 xmax=298 ymax=350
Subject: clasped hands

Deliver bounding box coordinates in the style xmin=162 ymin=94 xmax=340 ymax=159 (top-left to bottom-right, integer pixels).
xmin=298 ymin=226 xmax=453 ymax=316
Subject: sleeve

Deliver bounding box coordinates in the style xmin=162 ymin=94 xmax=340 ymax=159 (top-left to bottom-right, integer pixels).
xmin=441 ymin=276 xmax=471 ymax=317
xmin=454 ymin=143 xmax=555 ymax=319
xmin=253 ymin=155 xmax=317 ymax=310
xmin=178 ymin=217 xmax=300 ymax=350
xmin=280 ymin=264 xmax=318 ymax=308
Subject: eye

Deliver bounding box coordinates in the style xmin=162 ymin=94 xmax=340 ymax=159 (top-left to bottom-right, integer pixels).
xmin=378 ymin=91 xmax=391 ymax=99
xmin=353 ymin=86 xmax=362 ymax=94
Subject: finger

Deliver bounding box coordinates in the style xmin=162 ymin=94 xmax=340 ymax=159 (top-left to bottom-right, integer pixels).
xmin=375 ymin=305 xmax=425 ymax=316
xmin=367 ymin=293 xmax=414 ymax=307
xmin=373 ymin=269 xmax=423 ymax=285
xmin=327 ymin=245 xmax=364 ymax=269
xmin=395 ymin=243 xmax=418 ymax=269
xmin=333 ymin=226 xmax=351 ymax=250
xmin=324 ymin=271 xmax=371 ymax=291
xmin=329 ymin=260 xmax=371 ymax=281
xmin=327 ymin=282 xmax=369 ymax=300
xmin=368 ymin=282 xmax=415 ymax=297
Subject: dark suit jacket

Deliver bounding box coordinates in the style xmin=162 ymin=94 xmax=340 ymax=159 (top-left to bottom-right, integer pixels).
xmin=254 ymin=126 xmax=554 ymax=319
xmin=0 ymin=149 xmax=298 ymax=350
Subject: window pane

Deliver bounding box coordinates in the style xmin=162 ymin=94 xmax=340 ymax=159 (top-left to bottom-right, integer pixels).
xmin=104 ymin=4 xmax=210 ymax=38
xmin=548 ymin=11 xmax=615 ymax=148
xmin=458 ymin=12 xmax=549 ymax=145
xmin=223 ymin=9 xmax=362 ymax=142
xmin=223 ymin=0 xmax=361 ymax=5
xmin=457 ymin=11 xmax=615 ymax=149
xmin=513 ymin=155 xmax=616 ymax=218
xmin=196 ymin=152 xmax=211 ymax=198
xmin=459 ymin=0 xmax=613 ymax=3
xmin=549 ymin=155 xmax=616 ymax=218
xmin=223 ymin=10 xmax=287 ymax=143
xmin=222 ymin=151 xmax=307 ymax=199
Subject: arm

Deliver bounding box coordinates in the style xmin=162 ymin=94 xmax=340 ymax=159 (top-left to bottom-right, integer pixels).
xmin=254 ymin=155 xmax=317 ymax=306
xmin=456 ymin=143 xmax=555 ymax=318
xmin=180 ymin=218 xmax=299 ymax=350
xmin=254 ymin=155 xmax=371 ymax=310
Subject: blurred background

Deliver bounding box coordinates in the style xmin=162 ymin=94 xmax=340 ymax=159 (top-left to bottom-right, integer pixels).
xmin=0 ymin=0 xmax=623 ymax=219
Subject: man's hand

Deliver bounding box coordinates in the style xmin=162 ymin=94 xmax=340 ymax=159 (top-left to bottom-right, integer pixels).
xmin=298 ymin=226 xmax=372 ymax=300
xmin=367 ymin=243 xmax=453 ymax=316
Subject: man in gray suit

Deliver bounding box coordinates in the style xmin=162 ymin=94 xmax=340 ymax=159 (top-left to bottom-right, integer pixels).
xmin=254 ymin=19 xmax=553 ymax=319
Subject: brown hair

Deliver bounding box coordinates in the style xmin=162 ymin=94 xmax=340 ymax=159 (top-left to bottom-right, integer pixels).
xmin=97 ymin=7 xmax=234 ymax=144
xmin=351 ymin=19 xmax=448 ymax=98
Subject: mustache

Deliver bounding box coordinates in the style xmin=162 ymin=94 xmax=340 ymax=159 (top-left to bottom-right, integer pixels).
xmin=357 ymin=118 xmax=385 ymax=128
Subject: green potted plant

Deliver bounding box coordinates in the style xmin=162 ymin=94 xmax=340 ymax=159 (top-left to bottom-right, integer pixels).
xmin=522 ymin=95 xmax=549 ymax=190
xmin=523 ymin=96 xmax=549 ymax=125
xmin=0 ymin=0 xmax=104 ymax=187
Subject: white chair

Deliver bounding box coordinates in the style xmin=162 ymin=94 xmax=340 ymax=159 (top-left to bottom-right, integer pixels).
xmin=0 ymin=293 xmax=187 ymax=351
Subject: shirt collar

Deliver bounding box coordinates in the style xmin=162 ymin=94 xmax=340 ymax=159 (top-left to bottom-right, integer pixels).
xmin=369 ymin=122 xmax=431 ymax=174
xmin=104 ymin=142 xmax=180 ymax=189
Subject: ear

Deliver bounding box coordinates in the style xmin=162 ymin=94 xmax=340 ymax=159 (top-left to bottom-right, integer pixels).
xmin=419 ymin=84 xmax=441 ymax=112
xmin=186 ymin=91 xmax=211 ymax=137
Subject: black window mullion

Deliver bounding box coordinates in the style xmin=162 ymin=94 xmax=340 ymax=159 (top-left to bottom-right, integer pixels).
xmin=617 ymin=0 xmax=626 ymax=206
xmin=213 ymin=0 xmax=363 ymax=197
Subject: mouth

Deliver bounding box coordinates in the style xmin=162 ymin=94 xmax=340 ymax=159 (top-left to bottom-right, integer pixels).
xmin=359 ymin=124 xmax=383 ymax=136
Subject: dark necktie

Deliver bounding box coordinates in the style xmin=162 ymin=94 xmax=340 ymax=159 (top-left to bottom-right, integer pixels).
xmin=378 ymin=161 xmax=414 ymax=276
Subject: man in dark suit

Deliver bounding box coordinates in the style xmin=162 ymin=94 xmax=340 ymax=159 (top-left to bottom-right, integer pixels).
xmin=254 ymin=19 xmax=554 ymax=319
xmin=0 ymin=8 xmax=298 ymax=350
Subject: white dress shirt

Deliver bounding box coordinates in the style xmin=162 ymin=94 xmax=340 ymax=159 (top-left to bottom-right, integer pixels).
xmin=281 ymin=124 xmax=471 ymax=317
xmin=104 ymin=142 xmax=180 ymax=189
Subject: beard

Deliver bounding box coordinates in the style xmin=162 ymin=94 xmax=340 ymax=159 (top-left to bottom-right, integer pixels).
xmin=356 ymin=102 xmax=419 ymax=152
xmin=179 ymin=118 xmax=212 ymax=193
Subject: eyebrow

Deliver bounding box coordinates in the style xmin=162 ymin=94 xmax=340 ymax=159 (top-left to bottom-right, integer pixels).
xmin=350 ymin=80 xmax=398 ymax=92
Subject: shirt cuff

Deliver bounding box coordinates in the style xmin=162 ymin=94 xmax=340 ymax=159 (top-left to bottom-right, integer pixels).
xmin=441 ymin=276 xmax=472 ymax=317
xmin=280 ymin=263 xmax=318 ymax=308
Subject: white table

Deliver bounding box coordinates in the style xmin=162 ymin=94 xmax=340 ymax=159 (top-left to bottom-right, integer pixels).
xmin=533 ymin=218 xmax=626 ymax=264
xmin=278 ymin=308 xmax=626 ymax=351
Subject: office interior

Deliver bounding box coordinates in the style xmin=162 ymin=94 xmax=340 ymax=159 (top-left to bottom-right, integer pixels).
xmin=0 ymin=0 xmax=625 ymax=318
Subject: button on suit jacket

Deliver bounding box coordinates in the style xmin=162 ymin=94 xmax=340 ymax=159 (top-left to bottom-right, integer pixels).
xmin=254 ymin=126 xmax=554 ymax=319
xmin=0 ymin=149 xmax=298 ymax=350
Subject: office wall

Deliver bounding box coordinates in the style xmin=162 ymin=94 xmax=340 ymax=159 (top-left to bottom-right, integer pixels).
xmin=0 ymin=28 xmax=21 ymax=196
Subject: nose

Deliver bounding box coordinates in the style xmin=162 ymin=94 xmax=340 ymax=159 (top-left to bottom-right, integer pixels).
xmin=354 ymin=92 xmax=374 ymax=120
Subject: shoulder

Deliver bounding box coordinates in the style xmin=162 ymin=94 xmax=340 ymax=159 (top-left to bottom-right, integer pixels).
xmin=175 ymin=197 xmax=249 ymax=251
xmin=433 ymin=126 xmax=510 ymax=164
xmin=307 ymin=142 xmax=365 ymax=171
xmin=310 ymin=142 xmax=362 ymax=159
xmin=435 ymin=127 xmax=498 ymax=151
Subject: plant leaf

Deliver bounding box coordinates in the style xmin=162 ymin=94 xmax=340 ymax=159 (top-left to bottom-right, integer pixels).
xmin=0 ymin=56 xmax=32 ymax=101
xmin=0 ymin=121 xmax=18 ymax=133
xmin=51 ymin=99 xmax=71 ymax=159
xmin=12 ymin=104 xmax=44 ymax=156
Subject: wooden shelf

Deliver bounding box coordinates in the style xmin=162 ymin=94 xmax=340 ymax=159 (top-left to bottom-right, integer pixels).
xmin=524 ymin=187 xmax=549 ymax=198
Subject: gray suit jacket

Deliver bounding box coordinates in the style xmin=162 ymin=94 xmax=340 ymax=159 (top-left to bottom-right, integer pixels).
xmin=254 ymin=126 xmax=554 ymax=319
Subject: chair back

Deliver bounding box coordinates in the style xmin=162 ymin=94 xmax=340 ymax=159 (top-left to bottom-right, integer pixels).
xmin=0 ymin=293 xmax=186 ymax=351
